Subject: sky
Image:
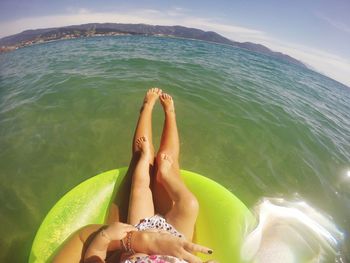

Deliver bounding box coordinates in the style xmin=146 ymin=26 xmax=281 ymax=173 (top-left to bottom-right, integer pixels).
xmin=0 ymin=0 xmax=349 ymax=87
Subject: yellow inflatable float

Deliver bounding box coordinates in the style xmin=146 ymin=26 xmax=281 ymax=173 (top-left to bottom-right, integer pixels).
xmin=29 ymin=168 xmax=254 ymax=263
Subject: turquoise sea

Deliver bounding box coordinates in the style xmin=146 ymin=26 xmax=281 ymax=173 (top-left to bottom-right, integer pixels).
xmin=0 ymin=36 xmax=349 ymax=262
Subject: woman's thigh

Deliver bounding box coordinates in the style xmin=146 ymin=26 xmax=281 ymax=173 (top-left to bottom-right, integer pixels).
xmin=163 ymin=165 xmax=199 ymax=240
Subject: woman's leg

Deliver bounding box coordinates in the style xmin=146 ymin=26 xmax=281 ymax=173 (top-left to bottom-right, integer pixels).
xmin=152 ymin=93 xmax=179 ymax=215
xmin=127 ymin=88 xmax=162 ymax=225
xmin=132 ymin=88 xmax=162 ymax=158
xmin=154 ymin=93 xmax=199 ymax=240
xmin=127 ymin=136 xmax=154 ymax=225
xmin=108 ymin=88 xmax=161 ymax=224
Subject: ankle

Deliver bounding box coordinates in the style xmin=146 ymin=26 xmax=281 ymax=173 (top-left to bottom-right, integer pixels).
xmin=144 ymin=101 xmax=155 ymax=107
xmin=164 ymin=109 xmax=175 ymax=116
xmin=140 ymin=103 xmax=154 ymax=113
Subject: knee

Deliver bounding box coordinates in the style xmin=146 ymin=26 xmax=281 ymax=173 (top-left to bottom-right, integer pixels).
xmin=131 ymin=185 xmax=152 ymax=199
xmin=178 ymin=193 xmax=199 ymax=217
xmin=131 ymin=170 xmax=151 ymax=190
xmin=188 ymin=194 xmax=199 ymax=214
xmin=131 ymin=178 xmax=150 ymax=191
xmin=156 ymin=151 xmax=166 ymax=162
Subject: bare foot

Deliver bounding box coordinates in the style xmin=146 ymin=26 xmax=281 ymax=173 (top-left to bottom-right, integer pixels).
xmin=135 ymin=136 xmax=151 ymax=160
xmin=159 ymin=93 xmax=175 ymax=113
xmin=158 ymin=153 xmax=173 ymax=177
xmin=143 ymin=88 xmax=162 ymax=108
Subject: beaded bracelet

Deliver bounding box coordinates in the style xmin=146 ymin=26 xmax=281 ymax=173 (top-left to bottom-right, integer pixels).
xmin=126 ymin=231 xmax=135 ymax=255
xmin=120 ymin=237 xmax=127 ymax=252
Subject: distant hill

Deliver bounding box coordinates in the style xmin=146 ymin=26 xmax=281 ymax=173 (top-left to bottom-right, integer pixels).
xmin=0 ymin=23 xmax=306 ymax=68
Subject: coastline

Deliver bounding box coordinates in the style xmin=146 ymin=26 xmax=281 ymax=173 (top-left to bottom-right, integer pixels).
xmin=0 ymin=32 xmax=134 ymax=53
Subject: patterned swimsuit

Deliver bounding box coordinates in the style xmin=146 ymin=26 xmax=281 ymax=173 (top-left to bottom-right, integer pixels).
xmin=120 ymin=215 xmax=187 ymax=263
xmin=123 ymin=254 xmax=187 ymax=263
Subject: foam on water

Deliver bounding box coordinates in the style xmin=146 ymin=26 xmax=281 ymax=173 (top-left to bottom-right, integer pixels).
xmin=242 ymin=198 xmax=345 ymax=262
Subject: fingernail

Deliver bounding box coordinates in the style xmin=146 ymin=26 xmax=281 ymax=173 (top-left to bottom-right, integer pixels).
xmin=208 ymin=250 xmax=213 ymax=254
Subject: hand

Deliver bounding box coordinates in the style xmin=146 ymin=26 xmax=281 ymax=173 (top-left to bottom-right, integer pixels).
xmin=84 ymin=223 xmax=136 ymax=262
xmin=144 ymin=231 xmax=214 ymax=263
xmin=104 ymin=222 xmax=137 ymax=241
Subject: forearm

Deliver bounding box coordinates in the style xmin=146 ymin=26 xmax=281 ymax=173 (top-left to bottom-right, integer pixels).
xmin=84 ymin=228 xmax=111 ymax=262
xmin=54 ymin=226 xmax=212 ymax=263
xmin=84 ymin=229 xmax=150 ymax=262
xmin=52 ymin=223 xmax=149 ymax=263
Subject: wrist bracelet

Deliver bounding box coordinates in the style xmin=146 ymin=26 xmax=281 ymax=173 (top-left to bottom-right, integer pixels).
xmin=120 ymin=237 xmax=127 ymax=252
xmin=126 ymin=231 xmax=135 ymax=255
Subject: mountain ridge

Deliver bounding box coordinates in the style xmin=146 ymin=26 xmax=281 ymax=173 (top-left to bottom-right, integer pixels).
xmin=0 ymin=23 xmax=306 ymax=68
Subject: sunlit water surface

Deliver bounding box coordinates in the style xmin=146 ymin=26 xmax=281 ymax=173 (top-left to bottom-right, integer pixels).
xmin=0 ymin=36 xmax=349 ymax=262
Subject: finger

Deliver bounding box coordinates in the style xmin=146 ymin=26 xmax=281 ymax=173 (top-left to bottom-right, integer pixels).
xmin=113 ymin=223 xmax=137 ymax=234
xmin=117 ymin=226 xmax=137 ymax=239
xmin=122 ymin=224 xmax=138 ymax=232
xmin=182 ymin=249 xmax=202 ymax=263
xmin=116 ymin=222 xmax=136 ymax=229
xmin=184 ymin=241 xmax=213 ymax=255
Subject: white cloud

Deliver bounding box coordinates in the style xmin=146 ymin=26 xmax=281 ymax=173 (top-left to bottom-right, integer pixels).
xmin=316 ymin=12 xmax=350 ymax=34
xmin=167 ymin=6 xmax=190 ymax=17
xmin=0 ymin=8 xmax=349 ymax=87
xmin=257 ymin=39 xmax=350 ymax=87
xmin=182 ymin=17 xmax=267 ymax=41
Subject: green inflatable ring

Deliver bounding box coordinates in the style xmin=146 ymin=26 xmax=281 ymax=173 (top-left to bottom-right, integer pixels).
xmin=29 ymin=168 xmax=254 ymax=263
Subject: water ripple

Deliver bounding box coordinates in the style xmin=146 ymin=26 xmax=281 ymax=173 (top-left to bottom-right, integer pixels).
xmin=0 ymin=35 xmax=349 ymax=261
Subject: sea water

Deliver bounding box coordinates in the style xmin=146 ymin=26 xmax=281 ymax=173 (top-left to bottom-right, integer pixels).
xmin=0 ymin=36 xmax=349 ymax=262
